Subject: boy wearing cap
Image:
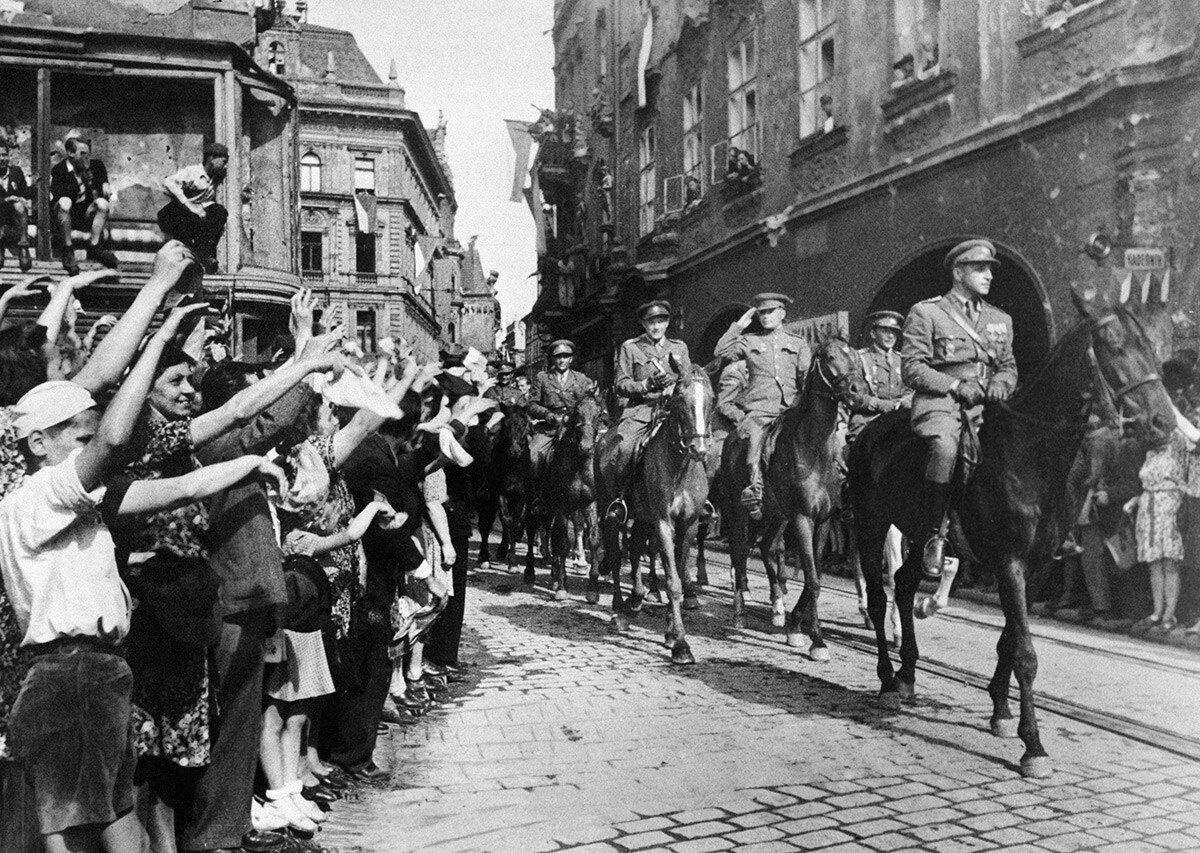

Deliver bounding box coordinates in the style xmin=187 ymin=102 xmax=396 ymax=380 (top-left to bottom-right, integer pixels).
xmin=49 ymin=136 xmax=116 ymax=274
xmin=847 ymin=310 xmax=912 ymax=445
xmin=527 ymin=340 xmax=596 ymax=481
xmin=602 ymin=300 xmax=690 ymax=522
xmin=0 ymin=306 xmax=288 ymax=853
xmin=902 ymin=238 xmax=1017 ymax=578
xmin=159 ymin=142 xmax=231 ymax=273
xmin=715 ymin=292 xmax=811 ymax=519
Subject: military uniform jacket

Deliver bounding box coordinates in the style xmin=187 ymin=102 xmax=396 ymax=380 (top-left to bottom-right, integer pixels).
xmin=615 ymin=334 xmax=690 ymax=422
xmin=714 ymin=323 xmax=811 ymax=416
xmin=852 ymin=345 xmax=910 ymax=415
xmin=716 ymin=361 xmax=748 ymax=428
xmin=526 ymin=368 xmax=596 ymax=425
xmin=487 ymin=382 xmax=528 ymax=410
xmin=901 ymin=292 xmax=1018 ymax=427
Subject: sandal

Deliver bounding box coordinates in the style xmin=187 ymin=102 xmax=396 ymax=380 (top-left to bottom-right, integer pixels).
xmin=1151 ymin=616 xmax=1178 ymax=634
xmin=1131 ymin=614 xmax=1162 ymax=634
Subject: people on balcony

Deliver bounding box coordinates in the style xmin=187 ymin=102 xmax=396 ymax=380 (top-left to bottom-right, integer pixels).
xmin=158 ymin=142 xmax=231 ymax=275
xmin=50 ymin=137 xmax=118 ymax=274
xmin=0 ymin=141 xmax=33 ymax=272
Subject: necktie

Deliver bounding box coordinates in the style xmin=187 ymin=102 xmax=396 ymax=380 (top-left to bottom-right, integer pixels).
xmin=966 ymin=300 xmax=979 ymax=324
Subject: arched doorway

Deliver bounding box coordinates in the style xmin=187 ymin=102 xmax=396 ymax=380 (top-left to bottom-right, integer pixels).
xmin=867 ymin=240 xmax=1052 ymax=376
xmin=696 ymin=305 xmax=750 ymax=365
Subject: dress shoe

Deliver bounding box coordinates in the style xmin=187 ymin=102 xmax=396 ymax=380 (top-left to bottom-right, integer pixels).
xmin=301 ymin=783 xmax=338 ymax=804
xmin=379 ymin=704 xmax=419 ymax=726
xmin=240 ymin=828 xmax=290 ymax=852
xmin=16 ymin=243 xmax=31 ymax=272
xmin=86 ymin=245 xmax=119 ymax=269
xmin=348 ymin=763 xmax=390 ymax=782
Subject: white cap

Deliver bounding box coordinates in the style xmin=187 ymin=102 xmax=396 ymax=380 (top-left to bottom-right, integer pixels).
xmin=14 ymin=381 xmax=97 ymax=439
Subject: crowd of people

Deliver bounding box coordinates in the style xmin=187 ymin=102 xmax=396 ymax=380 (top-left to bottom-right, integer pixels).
xmin=0 ymin=241 xmax=499 ymax=853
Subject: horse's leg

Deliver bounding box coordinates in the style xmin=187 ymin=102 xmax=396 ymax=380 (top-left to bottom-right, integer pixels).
xmin=859 ymin=517 xmax=900 ymax=709
xmin=659 ymin=518 xmax=693 ymax=664
xmin=601 ymin=517 xmax=628 ymax=627
xmin=759 ymin=524 xmax=788 ymax=630
xmin=848 ymin=526 xmax=874 ymax=630
xmin=893 ymin=548 xmax=923 ymax=702
xmin=496 ymin=496 xmax=511 ymax=563
xmin=645 ymin=529 xmax=662 ymax=603
xmin=785 ymin=515 xmax=828 ymax=661
xmin=730 ymin=509 xmax=750 ymax=629
xmin=628 ymin=522 xmax=647 ymax=613
xmin=477 ymin=496 xmax=497 ymax=569
xmin=695 ymin=520 xmax=710 ymax=588
xmin=988 ymin=619 xmax=1017 ymax=737
xmin=678 ymin=516 xmax=701 ymax=615
xmin=551 ymin=512 xmax=570 ymax=601
xmin=584 ymin=504 xmax=602 ymax=605
xmin=523 ymin=506 xmax=538 ymax=584
xmin=884 ymin=526 xmax=904 ymax=646
xmin=996 ymin=556 xmax=1051 ymax=778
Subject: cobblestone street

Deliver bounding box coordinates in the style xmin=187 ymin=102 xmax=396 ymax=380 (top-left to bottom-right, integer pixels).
xmin=322 ymin=555 xmax=1200 ymax=853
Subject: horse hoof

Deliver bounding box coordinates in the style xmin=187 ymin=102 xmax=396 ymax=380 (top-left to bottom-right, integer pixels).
xmin=897 ymin=681 xmax=916 ymax=703
xmin=733 ymin=615 xmax=746 ymax=630
xmin=683 ymin=595 xmax=700 ymax=611
xmin=990 ymin=717 xmax=1019 ymax=739
xmin=479 ymin=561 xmax=490 ymax=571
xmin=611 ymin=614 xmax=629 ymax=633
xmin=585 ymin=590 xmax=600 ymax=604
xmin=879 ymin=692 xmax=902 ymax=711
xmin=663 ymin=633 xmax=678 ymax=648
xmin=671 ymin=641 xmax=696 ymax=666
xmin=553 ymin=588 xmax=568 ymax=602
xmin=628 ymin=596 xmax=644 ymax=614
xmin=1020 ymin=756 xmax=1053 ymax=779
xmin=771 ymin=612 xmax=787 ymax=628
xmin=809 ymin=645 xmax=831 ymax=663
xmin=785 ymin=633 xmax=806 ymax=649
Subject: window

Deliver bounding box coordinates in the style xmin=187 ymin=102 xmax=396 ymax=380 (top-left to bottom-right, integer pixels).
xmin=638 ymin=125 xmax=656 ymax=237
xmin=799 ymin=0 xmax=836 ymax=138
xmin=267 ymin=41 xmax=286 ymax=76
xmin=892 ymin=0 xmax=940 ymax=87
xmin=727 ymin=31 xmax=759 ymax=163
xmin=300 ymin=231 xmax=323 ymax=273
xmin=355 ymin=309 xmax=376 ymax=353
xmin=354 ymin=157 xmax=376 ymax=192
xmin=682 ymin=84 xmax=704 ymax=197
xmin=300 ymin=152 xmax=321 ymax=192
xmin=447 ymin=322 xmax=457 ymax=343
xmin=355 ymin=232 xmax=376 ymax=273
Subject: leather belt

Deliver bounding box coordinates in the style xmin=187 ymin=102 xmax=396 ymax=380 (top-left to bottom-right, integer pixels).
xmin=27 ymin=636 xmax=124 ymax=658
xmin=936 ymin=363 xmax=991 ymax=383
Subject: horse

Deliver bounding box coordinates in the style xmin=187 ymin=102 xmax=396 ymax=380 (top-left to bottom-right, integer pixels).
xmin=594 ymin=357 xmax=714 ymax=664
xmin=468 ymin=418 xmax=504 ymax=569
xmin=848 ymin=287 xmax=1175 ymax=779
xmin=491 ymin=405 xmax=542 ymax=578
xmin=719 ymin=336 xmax=866 ymax=659
xmin=546 ymin=393 xmax=606 ymax=600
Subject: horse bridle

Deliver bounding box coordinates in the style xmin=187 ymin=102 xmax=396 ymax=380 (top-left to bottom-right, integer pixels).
xmin=1089 ymin=313 xmax=1161 ymax=430
xmin=670 ymin=375 xmax=711 ymax=452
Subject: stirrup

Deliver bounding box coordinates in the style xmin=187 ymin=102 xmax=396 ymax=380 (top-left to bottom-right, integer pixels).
xmin=605 ymin=498 xmax=628 ymax=525
xmin=699 ymin=500 xmax=716 ymax=522
xmin=921 ymin=535 xmax=947 ymax=580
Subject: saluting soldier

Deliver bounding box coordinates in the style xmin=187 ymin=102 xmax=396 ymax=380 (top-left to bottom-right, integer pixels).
xmin=488 ymin=361 xmax=528 ymax=409
xmin=603 ymin=300 xmax=690 ymax=522
xmin=902 ymin=238 xmax=1018 ymax=578
xmin=527 ymin=340 xmax=597 ymax=481
xmin=847 ymin=310 xmax=912 ymax=445
xmin=715 ymin=292 xmax=812 ymax=520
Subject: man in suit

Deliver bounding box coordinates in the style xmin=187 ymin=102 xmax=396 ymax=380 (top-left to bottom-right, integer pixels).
xmin=847 ymin=310 xmax=912 ymax=446
xmin=714 ymin=292 xmax=812 ymax=520
xmin=49 ymin=137 xmax=117 ymax=273
xmin=902 ymin=238 xmax=1018 ymax=578
xmin=0 ymin=142 xmax=33 ymax=272
xmin=603 ymin=300 xmax=691 ymax=523
xmin=526 ymin=340 xmax=596 ymax=483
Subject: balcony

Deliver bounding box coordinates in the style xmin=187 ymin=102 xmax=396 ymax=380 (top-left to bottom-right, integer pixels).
xmin=301 ymin=270 xmax=325 ymax=285
xmin=351 ymin=272 xmax=378 ymax=287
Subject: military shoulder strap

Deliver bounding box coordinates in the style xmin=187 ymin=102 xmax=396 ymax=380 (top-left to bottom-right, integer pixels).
xmin=935 ymin=300 xmax=998 ymax=366
xmin=858 ymin=350 xmax=879 ymax=396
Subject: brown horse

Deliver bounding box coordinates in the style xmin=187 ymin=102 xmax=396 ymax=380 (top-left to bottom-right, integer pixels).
xmin=546 ymin=393 xmax=606 ymax=600
xmin=849 ymin=289 xmax=1174 ymax=778
xmin=490 ymin=405 xmax=543 ymax=579
xmin=720 ymin=336 xmax=866 ymax=659
xmin=595 ymin=358 xmax=714 ymax=664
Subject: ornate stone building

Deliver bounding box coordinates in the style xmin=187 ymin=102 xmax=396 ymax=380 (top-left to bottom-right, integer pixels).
xmin=260 ymin=15 xmax=458 ymax=361
xmin=531 ymin=0 xmax=1200 ymax=380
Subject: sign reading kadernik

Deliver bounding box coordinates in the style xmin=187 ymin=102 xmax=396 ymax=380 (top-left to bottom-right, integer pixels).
xmin=1123 ymin=247 xmax=1170 ymax=271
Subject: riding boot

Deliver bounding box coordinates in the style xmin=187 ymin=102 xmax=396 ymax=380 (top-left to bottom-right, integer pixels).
xmin=740 ymin=428 xmax=765 ymax=521
xmin=921 ymin=480 xmax=952 ymax=580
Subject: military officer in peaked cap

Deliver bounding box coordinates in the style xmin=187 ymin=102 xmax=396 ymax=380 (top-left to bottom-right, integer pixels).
xmin=902 ymin=238 xmax=1018 ymax=579
xmin=487 ymin=360 xmax=528 ymax=409
xmin=602 ymin=300 xmax=691 ymax=523
xmin=847 ymin=310 xmax=912 ymax=446
xmin=715 ymin=292 xmax=811 ymax=520
xmin=527 ymin=339 xmax=597 ymax=482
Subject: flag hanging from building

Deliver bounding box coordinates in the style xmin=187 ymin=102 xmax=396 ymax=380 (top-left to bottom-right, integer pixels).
xmin=505 ymin=119 xmax=534 ymax=203
xmin=416 ymin=234 xmax=440 ymax=274
xmin=637 ymin=14 xmax=654 ymax=108
xmin=354 ymin=191 xmax=377 ymax=234
xmin=525 ymin=165 xmax=546 ymax=256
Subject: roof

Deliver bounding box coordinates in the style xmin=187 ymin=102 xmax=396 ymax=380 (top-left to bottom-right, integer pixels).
xmin=297 ymin=23 xmax=381 ymax=85
xmin=459 ymin=239 xmax=493 ymax=296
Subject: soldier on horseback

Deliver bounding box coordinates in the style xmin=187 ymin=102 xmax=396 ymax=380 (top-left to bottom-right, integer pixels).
xmin=847 ymin=310 xmax=912 ymax=445
xmin=488 ymin=361 xmax=528 ymax=409
xmin=526 ymin=339 xmax=597 ymax=485
xmin=715 ymin=292 xmax=812 ymax=520
xmin=603 ymin=300 xmax=690 ymax=524
xmin=902 ymin=239 xmax=1017 ymax=579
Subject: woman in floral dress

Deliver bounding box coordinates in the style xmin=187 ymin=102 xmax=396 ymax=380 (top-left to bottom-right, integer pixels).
xmin=1127 ymin=428 xmax=1191 ymax=634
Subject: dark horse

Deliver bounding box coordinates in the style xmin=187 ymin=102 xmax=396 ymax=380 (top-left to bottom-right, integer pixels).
xmin=849 ymin=288 xmax=1174 ymax=778
xmin=546 ymin=393 xmax=606 ymax=600
xmin=595 ymin=358 xmax=714 ymax=664
xmin=469 ymin=417 xmax=504 ymax=569
xmin=720 ymin=336 xmax=866 ymax=660
xmin=490 ymin=405 xmax=543 ymax=579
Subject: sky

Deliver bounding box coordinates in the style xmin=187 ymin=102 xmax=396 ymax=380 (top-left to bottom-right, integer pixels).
xmin=306 ymin=0 xmax=553 ymax=336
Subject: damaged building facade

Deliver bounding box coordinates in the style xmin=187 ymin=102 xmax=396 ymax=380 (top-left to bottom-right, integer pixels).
xmin=531 ymin=0 xmax=1200 ymax=383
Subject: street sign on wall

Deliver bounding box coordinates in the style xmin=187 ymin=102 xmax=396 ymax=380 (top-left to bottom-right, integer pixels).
xmin=1123 ymin=247 xmax=1169 ymax=271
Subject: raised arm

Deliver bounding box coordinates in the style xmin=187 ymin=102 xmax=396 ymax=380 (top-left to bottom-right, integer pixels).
xmin=714 ymin=308 xmax=756 ymax=362
xmin=328 ymin=358 xmax=432 ymax=470
xmin=113 ymin=454 xmax=286 ymax=516
xmin=36 ymin=269 xmax=116 ymax=362
xmin=0 ymin=274 xmax=50 ymax=328
xmin=74 ymin=302 xmax=207 ymax=491
xmin=162 ymin=168 xmax=203 ymax=215
xmin=72 ymin=241 xmax=198 ymax=394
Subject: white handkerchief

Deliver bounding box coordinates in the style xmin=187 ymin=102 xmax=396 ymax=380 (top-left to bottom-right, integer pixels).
xmin=310 ymin=370 xmax=404 ymax=420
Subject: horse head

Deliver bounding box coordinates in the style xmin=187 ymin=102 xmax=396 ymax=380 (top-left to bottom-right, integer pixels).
xmin=568 ymin=391 xmax=606 ymax=456
xmin=501 ymin=405 xmax=533 ymax=461
xmin=668 ymin=353 xmax=714 ymax=462
xmin=808 ymin=334 xmax=867 ymax=408
xmin=1071 ymin=284 xmax=1175 ymax=447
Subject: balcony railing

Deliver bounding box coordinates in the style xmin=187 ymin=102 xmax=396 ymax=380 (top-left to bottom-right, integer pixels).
xmin=351 ymin=272 xmax=378 ymax=287
xmin=301 ymin=270 xmax=324 ymax=284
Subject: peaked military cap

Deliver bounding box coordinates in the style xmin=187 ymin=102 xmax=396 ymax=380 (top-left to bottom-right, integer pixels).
xmin=867 ymin=310 xmax=904 ymax=331
xmin=548 ymin=339 xmax=575 ymax=356
xmin=496 ymin=361 xmax=516 ymax=374
xmin=944 ymin=239 xmax=1000 ymax=271
xmin=752 ymin=292 xmax=793 ymax=311
xmin=638 ymin=300 xmax=671 ymax=321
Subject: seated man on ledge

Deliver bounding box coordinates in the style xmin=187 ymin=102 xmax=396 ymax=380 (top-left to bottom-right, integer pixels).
xmin=158 ymin=142 xmax=230 ymax=274
xmin=49 ymin=136 xmax=118 ymax=274
xmin=0 ymin=140 xmax=34 ymax=271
